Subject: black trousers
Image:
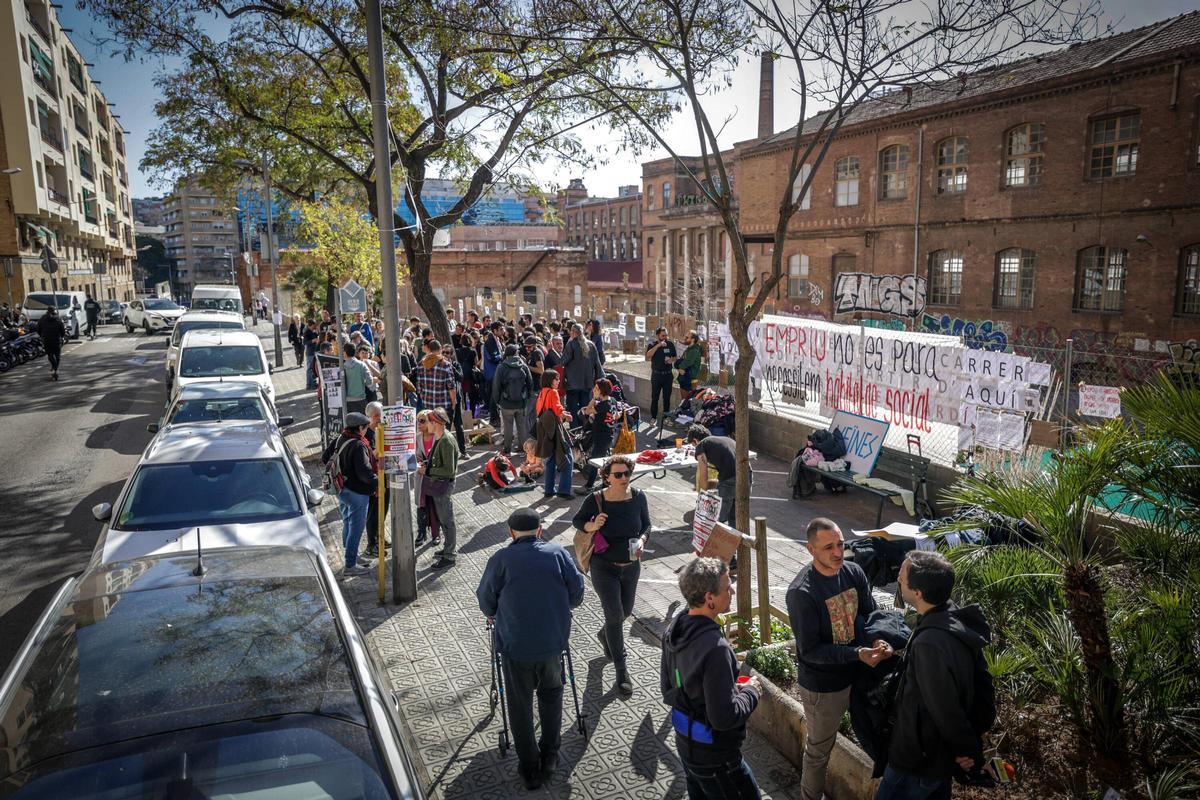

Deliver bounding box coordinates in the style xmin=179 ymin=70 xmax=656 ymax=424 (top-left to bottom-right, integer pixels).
xmin=502 ymin=656 xmax=564 ymax=774
xmin=582 ymin=433 xmax=613 ymax=488
xmin=85 ymin=317 xmax=98 ymax=338
xmin=650 ymin=371 xmax=674 ymax=420
xmin=366 ymin=484 xmax=389 ymax=551
xmin=591 ymin=558 xmax=640 ymax=666
xmin=45 ymin=345 xmax=61 ymax=372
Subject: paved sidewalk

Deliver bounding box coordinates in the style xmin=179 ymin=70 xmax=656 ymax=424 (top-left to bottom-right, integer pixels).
xmin=263 ymin=329 xmax=907 ymax=798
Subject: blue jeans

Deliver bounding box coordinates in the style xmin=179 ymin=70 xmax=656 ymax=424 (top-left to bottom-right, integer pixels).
xmin=682 ymin=755 xmax=762 ymax=800
xmin=305 ymin=350 xmax=317 ymax=388
xmin=544 ymin=452 xmax=573 ymax=495
xmin=873 ymin=765 xmax=952 ymax=800
xmin=338 ymin=488 xmax=371 ymax=567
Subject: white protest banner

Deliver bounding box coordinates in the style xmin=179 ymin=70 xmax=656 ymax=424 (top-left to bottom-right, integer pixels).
xmin=829 ymin=409 xmax=890 ymax=475
xmin=708 ymin=341 xmax=720 ymax=376
xmin=382 ymin=405 xmax=417 ymax=473
xmin=457 ymin=298 xmax=464 ymax=320
xmin=618 ymin=321 xmax=627 ymax=337
xmin=550 ymin=308 xmax=557 ymax=319
xmin=573 ymin=305 xmax=582 ymax=318
xmin=634 ymin=315 xmax=646 ymax=333
xmin=691 ymin=490 xmax=722 ymax=553
xmin=1079 ymin=384 xmax=1122 ymax=418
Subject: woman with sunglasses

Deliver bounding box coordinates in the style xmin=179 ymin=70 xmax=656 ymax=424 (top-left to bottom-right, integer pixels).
xmin=571 ymin=454 xmax=651 ymax=696
xmin=413 ymin=410 xmax=436 ymax=547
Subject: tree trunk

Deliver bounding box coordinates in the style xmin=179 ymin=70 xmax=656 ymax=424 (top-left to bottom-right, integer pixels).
xmin=1062 ymin=561 xmax=1127 ymax=762
xmin=408 ymin=243 xmax=450 ymax=345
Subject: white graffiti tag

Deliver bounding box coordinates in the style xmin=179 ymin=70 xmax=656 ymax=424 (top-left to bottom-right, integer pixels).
xmin=808 ymin=281 xmax=824 ymax=306
xmin=833 ymin=273 xmax=927 ymax=318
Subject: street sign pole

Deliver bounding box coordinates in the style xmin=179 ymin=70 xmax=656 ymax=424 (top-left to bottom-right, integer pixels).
xmin=367 ymin=0 xmax=415 ymax=603
xmin=3 ymin=258 xmax=13 ymax=310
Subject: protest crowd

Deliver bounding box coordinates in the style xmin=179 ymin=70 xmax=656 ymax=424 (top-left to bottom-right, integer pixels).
xmin=306 ymin=305 xmax=997 ymax=800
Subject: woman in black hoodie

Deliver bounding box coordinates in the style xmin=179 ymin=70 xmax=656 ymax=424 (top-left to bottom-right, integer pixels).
xmin=661 ymin=557 xmax=763 ymax=799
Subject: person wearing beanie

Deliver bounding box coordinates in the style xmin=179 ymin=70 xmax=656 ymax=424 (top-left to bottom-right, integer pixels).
xmin=477 ymin=508 xmax=585 ymax=790
xmin=493 ymin=342 xmax=533 ymax=454
xmin=420 ymin=406 xmax=460 ymax=569
xmin=320 ymin=411 xmax=376 ymax=576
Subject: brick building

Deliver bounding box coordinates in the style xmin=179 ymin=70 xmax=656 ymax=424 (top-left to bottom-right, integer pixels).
xmin=733 ymin=11 xmax=1200 ymax=354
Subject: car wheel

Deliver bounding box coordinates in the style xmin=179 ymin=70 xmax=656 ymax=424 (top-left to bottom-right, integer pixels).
xmin=143 ymin=321 xmax=152 ymax=335
xmin=125 ymin=320 xmax=134 ymax=334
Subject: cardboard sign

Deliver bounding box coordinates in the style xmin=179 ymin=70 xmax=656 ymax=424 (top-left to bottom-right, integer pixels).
xmin=618 ymin=322 xmax=627 ymax=337
xmin=382 ymin=405 xmax=417 ymax=474
xmin=1028 ymin=418 xmax=1060 ymax=449
xmin=691 ymin=490 xmax=722 ymax=553
xmin=1079 ymin=384 xmax=1121 ymax=418
xmin=634 ymin=315 xmax=646 ymax=333
xmin=828 ymin=410 xmax=889 ymax=475
xmin=699 ymin=522 xmax=742 ymax=564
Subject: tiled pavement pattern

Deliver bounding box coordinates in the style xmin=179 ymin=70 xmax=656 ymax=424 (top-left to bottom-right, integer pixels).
xmin=263 ymin=331 xmax=906 ymax=798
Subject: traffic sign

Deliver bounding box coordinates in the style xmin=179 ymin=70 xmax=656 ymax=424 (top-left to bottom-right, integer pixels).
xmin=338 ymin=279 xmax=368 ymax=314
xmin=92 ymin=262 xmax=107 ymax=275
xmin=40 ymin=246 xmax=58 ymax=275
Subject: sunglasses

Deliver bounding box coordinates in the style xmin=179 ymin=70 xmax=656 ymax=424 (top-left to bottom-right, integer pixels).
xmin=609 ymin=470 xmax=630 ymax=478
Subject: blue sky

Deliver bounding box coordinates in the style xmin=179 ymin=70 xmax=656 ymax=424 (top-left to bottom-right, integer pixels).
xmin=62 ymin=0 xmax=1194 ymax=202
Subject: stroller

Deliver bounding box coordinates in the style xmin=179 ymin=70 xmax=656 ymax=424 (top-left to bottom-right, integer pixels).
xmin=487 ymin=619 xmax=587 ymax=757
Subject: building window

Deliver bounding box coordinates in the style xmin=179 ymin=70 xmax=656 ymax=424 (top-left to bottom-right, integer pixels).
xmin=928 ymin=250 xmax=963 ymax=305
xmin=936 ymin=137 xmax=968 ymax=193
xmin=787 ymin=254 xmax=810 ymax=297
xmin=574 ymin=284 xmax=582 ymax=303
xmin=591 ymin=211 xmax=597 ymax=228
xmin=831 ymin=253 xmax=857 ymax=298
xmin=662 ymin=181 xmax=671 ymax=209
xmin=993 ymin=248 xmax=1035 ymax=310
xmin=631 ymin=237 xmax=638 ymax=260
xmin=791 ymin=164 xmax=812 ymax=210
xmin=1074 ymin=246 xmax=1127 ymax=311
xmin=482 ymin=287 xmax=493 ymax=299
xmin=1176 ymin=244 xmax=1200 ymax=316
xmin=646 ymin=185 xmax=654 ymax=210
xmin=619 ymin=206 xmax=626 ymax=226
xmin=1005 ymin=123 xmax=1044 ymax=187
xmin=879 ymin=145 xmax=909 ymax=200
xmin=523 ymin=285 xmax=537 ymax=304
xmin=1089 ymin=113 xmax=1140 ymax=178
xmin=834 ymin=156 xmax=859 ymax=206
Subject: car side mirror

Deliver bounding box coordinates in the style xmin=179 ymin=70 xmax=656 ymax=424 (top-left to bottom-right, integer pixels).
xmin=277 ymin=416 xmax=294 ymax=427
xmin=146 ymin=422 xmax=159 ymax=433
xmin=306 ymin=488 xmax=325 ymax=508
xmin=268 ymin=365 xmax=274 ymax=373
xmin=92 ymin=502 xmax=113 ymax=521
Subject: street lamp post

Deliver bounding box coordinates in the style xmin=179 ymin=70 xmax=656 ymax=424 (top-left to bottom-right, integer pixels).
xmin=234 ymin=158 xmax=284 ymax=367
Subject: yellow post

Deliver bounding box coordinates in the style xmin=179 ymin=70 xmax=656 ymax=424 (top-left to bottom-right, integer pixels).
xmin=376 ymin=424 xmax=386 ymax=603
xmin=755 ymin=516 xmax=770 ymax=645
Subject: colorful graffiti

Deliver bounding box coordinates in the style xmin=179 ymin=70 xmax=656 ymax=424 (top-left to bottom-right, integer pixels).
xmin=860 ymin=318 xmax=906 ymax=331
xmin=920 ymin=314 xmax=1009 ymax=351
xmin=1010 ymin=324 xmax=1174 ymax=384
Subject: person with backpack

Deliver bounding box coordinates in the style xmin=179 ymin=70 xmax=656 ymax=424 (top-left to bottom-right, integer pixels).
xmin=493 ymin=343 xmax=533 ymax=455
xmin=342 ymin=342 xmax=373 ymax=415
xmin=83 ymin=294 xmax=101 ymax=340
xmin=662 ymin=557 xmax=763 ymax=799
xmin=322 ymin=411 xmax=376 ymax=576
xmin=875 ymin=551 xmax=993 ymax=800
xmin=786 ymin=518 xmax=894 ymax=800
xmin=560 ymin=323 xmax=600 ymax=419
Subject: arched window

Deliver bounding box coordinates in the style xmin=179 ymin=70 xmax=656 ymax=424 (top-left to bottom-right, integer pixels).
xmin=1074 ymin=246 xmax=1127 ymax=311
xmin=927 ymin=250 xmax=964 ymax=305
xmin=790 ymin=164 xmax=812 ymax=210
xmin=1005 ymin=123 xmax=1044 ymax=187
xmin=834 ymin=156 xmax=860 ymax=206
xmin=1178 ymin=244 xmax=1200 ymax=316
xmin=936 ymin=137 xmax=968 ymax=193
xmin=662 ymin=181 xmax=671 ymax=208
xmin=993 ymin=248 xmax=1035 ymax=310
xmin=879 ymin=145 xmax=909 ymax=199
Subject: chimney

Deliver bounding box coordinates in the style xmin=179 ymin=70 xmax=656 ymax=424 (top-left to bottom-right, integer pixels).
xmin=758 ymin=51 xmax=774 ymax=140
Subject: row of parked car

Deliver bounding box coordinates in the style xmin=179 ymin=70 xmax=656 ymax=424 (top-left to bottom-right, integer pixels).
xmin=0 ymin=291 xmax=427 ymax=800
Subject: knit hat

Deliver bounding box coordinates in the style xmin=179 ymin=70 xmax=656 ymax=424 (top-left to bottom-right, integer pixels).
xmin=507 ymin=508 xmax=541 ymax=533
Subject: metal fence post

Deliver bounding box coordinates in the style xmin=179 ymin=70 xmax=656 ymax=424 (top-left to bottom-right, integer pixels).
xmin=1060 ymin=337 xmax=1073 ymax=450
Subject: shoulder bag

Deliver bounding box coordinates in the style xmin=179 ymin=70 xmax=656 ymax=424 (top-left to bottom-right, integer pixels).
xmin=612 ymin=411 xmax=636 ymax=454
xmin=573 ymin=491 xmax=609 ymax=573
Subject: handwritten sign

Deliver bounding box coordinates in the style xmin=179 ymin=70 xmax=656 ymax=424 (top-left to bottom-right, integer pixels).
xmin=382 ymin=405 xmax=417 ymax=474
xmin=1079 ymin=384 xmax=1121 ymax=418
xmin=573 ymin=305 xmax=582 ymax=318
xmin=634 ymin=315 xmax=646 ymax=333
xmin=691 ymin=490 xmax=722 ymax=553
xmin=829 ymin=409 xmax=889 ymax=475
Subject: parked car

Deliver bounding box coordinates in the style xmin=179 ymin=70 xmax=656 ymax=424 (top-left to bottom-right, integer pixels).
xmin=123 ymin=296 xmax=185 ymax=334
xmin=165 ymin=310 xmax=246 ymax=390
xmin=99 ymin=298 xmax=123 ymax=324
xmin=21 ymin=291 xmax=86 ymax=338
xmin=150 ymin=381 xmax=292 ymax=433
xmin=88 ymin=420 xmax=323 ymax=566
xmin=0 ymin=545 xmax=428 ymax=799
xmin=172 ymin=328 xmax=275 ymax=406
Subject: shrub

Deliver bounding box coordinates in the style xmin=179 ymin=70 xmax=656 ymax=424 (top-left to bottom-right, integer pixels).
xmin=745 ymin=646 xmax=796 ymax=683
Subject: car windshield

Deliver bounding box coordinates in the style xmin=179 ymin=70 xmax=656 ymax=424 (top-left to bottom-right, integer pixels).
xmin=23 ymin=294 xmax=72 ymax=310
xmin=168 ymin=397 xmax=268 ymax=424
xmin=193 ymin=297 xmax=242 ymax=313
xmin=116 ymin=459 xmax=300 ymax=530
xmin=171 ymin=320 xmax=244 ymax=346
xmin=143 ymin=298 xmax=180 ymax=311
xmin=103 ymin=300 xmax=121 ymax=309
xmin=179 ymin=345 xmax=264 ymax=377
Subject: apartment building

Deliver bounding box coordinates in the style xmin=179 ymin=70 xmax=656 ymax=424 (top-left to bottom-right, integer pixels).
xmin=0 ymin=0 xmax=136 ymax=306
xmin=161 ymin=179 xmax=239 ymax=301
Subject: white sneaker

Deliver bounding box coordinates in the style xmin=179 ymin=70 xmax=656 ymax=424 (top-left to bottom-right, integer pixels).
xmin=342 ymin=564 xmax=371 ymax=577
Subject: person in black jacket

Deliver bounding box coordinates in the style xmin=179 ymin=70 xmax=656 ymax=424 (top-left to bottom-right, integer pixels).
xmin=786 ymin=518 xmax=894 ymax=800
xmin=662 ymin=557 xmax=763 ymax=799
xmin=36 ymin=306 xmax=66 ymax=381
xmin=287 ymin=314 xmax=304 ymax=365
xmin=321 ymin=411 xmax=376 ymax=576
xmin=476 ymin=508 xmax=585 ymax=790
xmin=574 ymin=378 xmax=616 ymax=494
xmin=83 ymin=294 xmax=101 ymax=339
xmin=875 ymin=551 xmax=992 ymax=800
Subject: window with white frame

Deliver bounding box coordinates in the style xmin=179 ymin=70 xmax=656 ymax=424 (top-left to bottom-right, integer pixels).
xmin=787 ymin=254 xmax=810 ymax=297
xmin=834 ymin=156 xmax=859 ymax=206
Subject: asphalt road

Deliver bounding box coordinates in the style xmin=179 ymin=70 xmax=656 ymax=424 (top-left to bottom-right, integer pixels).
xmin=0 ymin=326 xmax=168 ymax=674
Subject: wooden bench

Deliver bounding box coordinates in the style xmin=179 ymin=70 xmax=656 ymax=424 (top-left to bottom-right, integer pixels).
xmin=795 ymin=449 xmax=934 ymax=526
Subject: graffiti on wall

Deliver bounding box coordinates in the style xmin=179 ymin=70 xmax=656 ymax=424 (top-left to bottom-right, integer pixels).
xmin=1010 ymin=324 xmax=1174 ymax=384
xmin=1169 ymin=339 xmax=1199 ymax=385
xmin=833 ymin=273 xmax=927 ymax=318
xmin=860 ymin=318 xmax=906 ymax=332
xmin=807 ymin=281 xmax=825 ymax=307
xmin=920 ymin=314 xmax=1009 ymax=351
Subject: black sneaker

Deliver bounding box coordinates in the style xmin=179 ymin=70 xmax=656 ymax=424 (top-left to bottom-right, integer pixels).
xmin=555 ymin=493 xmax=573 ymax=500
xmin=414 ymin=533 xmax=427 ymax=546
xmin=573 ymin=486 xmax=594 ymax=496
xmin=542 ymin=492 xmax=555 ymax=499
xmin=615 ymin=665 xmax=633 ymax=697
xmin=363 ymin=547 xmax=378 ymax=559
xmin=520 ymin=767 xmax=543 ymax=790
xmin=538 ymin=750 xmax=558 ymax=782
xmin=431 ymin=558 xmax=455 ymax=569
xmin=596 ymin=629 xmax=611 ymax=660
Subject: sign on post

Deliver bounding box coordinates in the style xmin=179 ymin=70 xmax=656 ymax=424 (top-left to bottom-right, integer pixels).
xmin=338 ymin=279 xmax=368 ymax=315
xmin=1079 ymin=384 xmax=1121 ymax=418
xmin=828 ymin=409 xmax=890 ymax=476
xmin=40 ymin=246 xmax=59 ymax=275
xmin=634 ymin=315 xmax=646 ymax=333
xmin=692 ymin=490 xmax=722 ymax=553
xmin=317 ymin=353 xmax=344 ymax=446
xmin=382 ymin=405 xmax=417 ymax=474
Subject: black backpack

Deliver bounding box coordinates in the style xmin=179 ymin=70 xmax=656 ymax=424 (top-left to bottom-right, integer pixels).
xmin=499 ymin=362 xmax=529 ymax=404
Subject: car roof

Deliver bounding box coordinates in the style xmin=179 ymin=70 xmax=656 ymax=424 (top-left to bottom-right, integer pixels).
xmin=142 ymin=420 xmax=284 ymax=463
xmin=178 ymin=309 xmax=244 ymax=321
xmin=179 ymin=328 xmax=262 ymax=348
xmin=0 ymin=546 xmax=363 ymax=780
xmin=173 ymin=381 xmax=267 ymax=401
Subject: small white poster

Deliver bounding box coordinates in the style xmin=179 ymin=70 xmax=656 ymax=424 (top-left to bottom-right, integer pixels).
xmin=1079 ymin=384 xmax=1121 ymax=418
xmin=691 ymin=490 xmax=723 ymax=553
xmin=634 ymin=315 xmax=646 ymax=333
xmin=618 ymin=322 xmax=627 ymax=337
xmin=573 ymin=305 xmax=582 ymax=318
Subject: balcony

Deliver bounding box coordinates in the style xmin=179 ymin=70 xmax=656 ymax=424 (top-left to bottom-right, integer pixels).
xmin=107 ymin=224 xmax=119 ymax=239
xmin=68 ymin=68 xmax=84 ymax=94
xmin=79 ymin=164 xmax=94 ymax=182
xmin=32 ymin=70 xmax=57 ymax=99
xmin=74 ymin=118 xmax=89 ymax=138
xmin=83 ymin=212 xmax=99 ymax=224
xmin=39 ymin=125 xmax=63 ymax=153
xmin=26 ymin=14 xmax=53 ymax=46
xmin=47 ymin=187 xmax=69 ymax=206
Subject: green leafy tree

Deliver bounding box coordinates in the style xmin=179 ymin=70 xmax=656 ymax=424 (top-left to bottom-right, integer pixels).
xmin=295 ymin=197 xmax=386 ymax=311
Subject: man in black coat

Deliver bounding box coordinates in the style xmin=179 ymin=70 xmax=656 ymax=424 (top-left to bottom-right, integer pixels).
xmin=874 ymin=551 xmax=992 ymax=800
xmin=83 ymin=294 xmax=101 ymax=339
xmin=36 ymin=306 xmax=66 ymax=381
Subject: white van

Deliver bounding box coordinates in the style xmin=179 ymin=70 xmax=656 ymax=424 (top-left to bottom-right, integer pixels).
xmin=173 ymin=329 xmax=274 ymax=406
xmin=165 ymin=310 xmax=247 ymax=390
xmin=190 ymin=285 xmax=245 ymax=316
xmin=21 ymin=290 xmax=87 ymax=339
